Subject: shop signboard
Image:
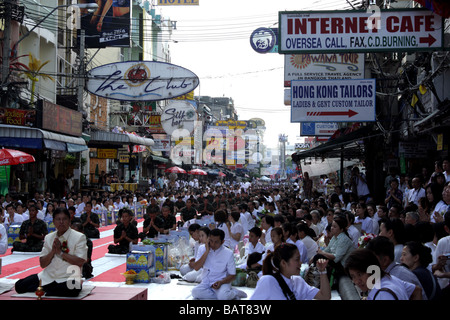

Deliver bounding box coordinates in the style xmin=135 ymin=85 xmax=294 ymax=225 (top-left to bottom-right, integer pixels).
xmin=39 ymin=100 xmax=83 ymax=137
xmin=291 ymin=78 xmax=376 ymax=122
xmin=300 ymin=122 xmax=339 ymax=136
xmin=284 ymin=53 xmax=365 ymax=87
xmin=0 ymin=108 xmax=36 ymax=127
xmin=97 ymin=149 xmax=118 ymax=159
xmin=87 ymin=61 xmax=199 ymax=101
xmin=279 ymin=9 xmax=444 ymax=54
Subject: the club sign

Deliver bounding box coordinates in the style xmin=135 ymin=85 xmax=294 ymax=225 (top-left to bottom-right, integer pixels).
xmin=86 ymin=61 xmax=199 ymax=101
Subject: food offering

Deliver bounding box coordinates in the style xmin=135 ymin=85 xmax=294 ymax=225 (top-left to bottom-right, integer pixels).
xmin=122 ymin=269 xmax=137 ymax=285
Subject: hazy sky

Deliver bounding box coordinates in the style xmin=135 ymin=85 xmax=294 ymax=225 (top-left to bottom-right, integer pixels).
xmin=158 ymin=0 xmax=355 ymax=148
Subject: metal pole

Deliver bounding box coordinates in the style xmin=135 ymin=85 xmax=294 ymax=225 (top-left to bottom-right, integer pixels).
xmin=1 ymin=0 xmax=12 ymax=107
xmin=78 ymin=29 xmax=85 ymax=112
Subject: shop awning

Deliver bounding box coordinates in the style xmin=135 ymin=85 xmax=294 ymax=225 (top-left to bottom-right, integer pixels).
xmin=292 ymin=125 xmax=379 ymax=161
xmin=0 ymin=124 xmax=88 ymax=152
xmin=150 ymin=154 xmax=169 ymax=163
xmin=88 ymin=131 xmax=154 ymax=148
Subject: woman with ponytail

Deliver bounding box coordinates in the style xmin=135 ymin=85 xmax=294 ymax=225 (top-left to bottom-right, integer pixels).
xmin=250 ymin=243 xmax=331 ymax=300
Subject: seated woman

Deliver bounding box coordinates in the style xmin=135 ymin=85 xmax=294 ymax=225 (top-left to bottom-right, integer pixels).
xmin=108 ymin=208 xmax=138 ymax=254
xmin=401 ymin=241 xmax=442 ymax=300
xmin=250 ymin=243 xmax=331 ymax=300
xmin=312 ymin=214 xmax=355 ymax=284
xmin=345 ymin=248 xmax=422 ymax=300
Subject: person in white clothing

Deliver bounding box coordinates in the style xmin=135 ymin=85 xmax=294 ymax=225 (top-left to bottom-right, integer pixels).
xmin=432 ymin=211 xmax=450 ymax=296
xmin=282 ymin=222 xmax=308 ymax=264
xmin=0 ymin=223 xmax=7 ymax=255
xmin=354 ymin=203 xmax=374 ymax=234
xmin=406 ymin=177 xmax=426 ymax=206
xmin=250 ymin=243 xmax=331 ymax=300
xmin=260 ymin=215 xmax=274 ymax=246
xmin=345 ymin=211 xmax=361 ymax=248
xmin=14 ymin=207 xmax=88 ymax=297
xmin=227 ymin=211 xmax=244 ymax=252
xmin=191 ymin=228 xmax=247 ymax=300
xmin=296 ymin=223 xmax=319 ymax=262
xmin=345 ymin=248 xmax=422 ymax=300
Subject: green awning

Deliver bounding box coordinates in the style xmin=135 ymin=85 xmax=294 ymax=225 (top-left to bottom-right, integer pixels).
xmin=151 ymin=155 xmax=169 ymax=163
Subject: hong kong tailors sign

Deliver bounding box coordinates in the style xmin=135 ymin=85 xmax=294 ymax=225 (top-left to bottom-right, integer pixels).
xmin=279 ymin=9 xmax=444 ymax=54
xmin=86 ymin=61 xmax=199 ymax=101
xmin=291 ymin=79 xmax=376 ymax=123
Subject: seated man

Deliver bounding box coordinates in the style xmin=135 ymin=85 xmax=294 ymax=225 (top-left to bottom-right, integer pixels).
xmin=14 ymin=207 xmax=88 ymax=297
xmin=191 ymin=228 xmax=247 ymax=300
xmin=108 ymin=208 xmax=138 ymax=254
xmin=71 ymin=221 xmax=94 ymax=279
xmin=139 ymin=209 xmax=165 ymax=240
xmin=13 ymin=205 xmax=48 ymax=252
xmin=80 ymin=202 xmax=100 ymax=239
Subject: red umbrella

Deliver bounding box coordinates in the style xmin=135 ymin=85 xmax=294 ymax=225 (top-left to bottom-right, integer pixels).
xmin=218 ymin=172 xmax=226 ymax=177
xmin=0 ymin=148 xmax=35 ymax=166
xmin=165 ymin=166 xmax=186 ymax=174
xmin=188 ymin=168 xmax=207 ymax=176
xmin=0 ymin=148 xmax=35 ymax=192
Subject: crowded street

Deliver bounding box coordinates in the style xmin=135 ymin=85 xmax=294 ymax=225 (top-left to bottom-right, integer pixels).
xmin=0 ymin=0 xmax=449 ymax=311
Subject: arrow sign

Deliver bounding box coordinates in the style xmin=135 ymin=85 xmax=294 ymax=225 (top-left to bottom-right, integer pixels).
xmin=291 ymin=79 xmax=376 ymax=123
xmin=419 ymin=34 xmax=437 ymax=46
xmin=307 ymin=110 xmax=358 ymax=118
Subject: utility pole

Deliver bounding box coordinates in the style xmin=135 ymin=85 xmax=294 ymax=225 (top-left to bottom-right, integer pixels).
xmin=78 ymin=29 xmax=85 ymax=112
xmin=1 ymin=0 xmax=12 ymax=108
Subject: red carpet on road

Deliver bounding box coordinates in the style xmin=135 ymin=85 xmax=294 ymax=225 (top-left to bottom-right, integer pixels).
xmin=0 ymin=220 xmax=144 ymax=282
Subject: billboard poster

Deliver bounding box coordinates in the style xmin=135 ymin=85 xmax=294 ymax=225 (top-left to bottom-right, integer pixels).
xmin=79 ymin=0 xmax=131 ymax=48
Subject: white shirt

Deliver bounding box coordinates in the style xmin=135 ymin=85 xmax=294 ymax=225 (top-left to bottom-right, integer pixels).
xmin=355 ymin=216 xmax=374 ymax=234
xmin=347 ymin=225 xmax=361 ymax=248
xmin=368 ymin=275 xmax=415 ymax=300
xmin=245 ymin=241 xmax=265 ymax=256
xmin=197 ymin=245 xmax=235 ymax=287
xmin=0 ymin=224 xmax=7 ymax=255
xmin=407 ymin=188 xmax=426 ymax=206
xmin=217 ymin=223 xmax=232 ymax=249
xmin=7 ymin=213 xmax=24 ymax=225
xmin=286 ymin=238 xmax=308 ymax=264
xmin=250 ymin=274 xmax=319 ymax=300
xmin=229 ymin=221 xmax=244 ymax=250
xmin=39 ymin=228 xmax=88 ymax=286
xmin=301 ymin=235 xmax=319 ymax=261
xmin=263 ymin=226 xmax=273 ymax=245
xmin=434 ymin=235 xmax=450 ymax=289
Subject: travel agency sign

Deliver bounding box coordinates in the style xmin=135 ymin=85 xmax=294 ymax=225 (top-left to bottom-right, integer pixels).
xmin=86 ymin=61 xmax=199 ymax=101
xmin=279 ymin=8 xmax=444 ymax=53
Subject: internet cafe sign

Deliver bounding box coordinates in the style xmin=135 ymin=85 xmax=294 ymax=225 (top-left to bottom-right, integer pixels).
xmin=86 ymin=61 xmax=199 ymax=101
xmin=279 ymin=9 xmax=444 ymax=53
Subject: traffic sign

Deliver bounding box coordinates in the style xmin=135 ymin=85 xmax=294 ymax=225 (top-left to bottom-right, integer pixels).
xmin=291 ymin=79 xmax=376 ymax=123
xmin=279 ymin=9 xmax=444 ymax=54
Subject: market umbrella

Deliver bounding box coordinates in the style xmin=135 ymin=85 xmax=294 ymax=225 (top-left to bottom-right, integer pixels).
xmin=0 ymin=148 xmax=35 ymax=166
xmin=165 ymin=166 xmax=186 ymax=174
xmin=218 ymin=172 xmax=226 ymax=177
xmin=188 ymin=168 xmax=207 ymax=175
xmin=0 ymin=148 xmax=36 ymax=192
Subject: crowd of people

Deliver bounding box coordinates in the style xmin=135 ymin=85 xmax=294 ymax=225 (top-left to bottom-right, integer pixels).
xmin=0 ymin=159 xmax=449 ymax=300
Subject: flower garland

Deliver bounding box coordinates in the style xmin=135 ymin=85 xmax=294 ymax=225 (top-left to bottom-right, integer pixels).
xmin=61 ymin=240 xmax=70 ymax=254
xmin=357 ymin=233 xmax=377 ymax=249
